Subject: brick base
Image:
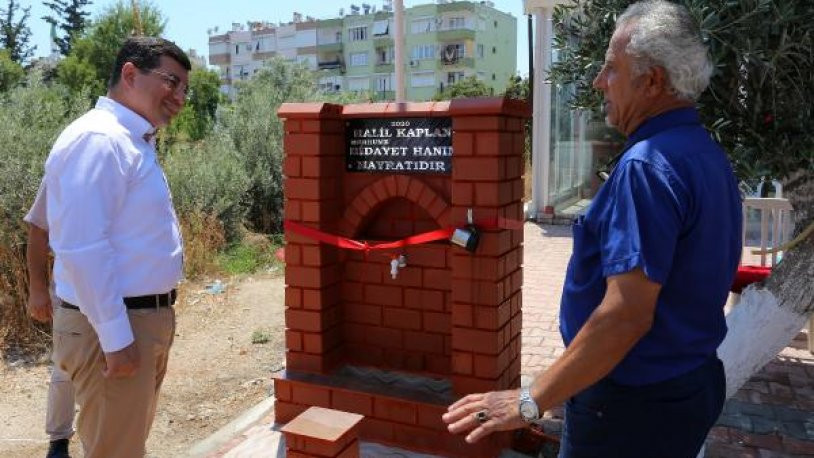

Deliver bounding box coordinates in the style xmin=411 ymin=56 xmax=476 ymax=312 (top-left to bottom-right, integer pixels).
xmin=274 ymin=370 xmax=512 ymax=457
xmin=282 ymin=406 xmax=363 ymax=457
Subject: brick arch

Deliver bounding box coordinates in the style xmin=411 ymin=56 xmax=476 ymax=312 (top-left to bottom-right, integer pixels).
xmin=338 ymin=176 xmax=451 ymax=238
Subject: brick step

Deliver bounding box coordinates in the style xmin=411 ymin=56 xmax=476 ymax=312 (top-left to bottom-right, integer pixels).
xmin=274 ymin=369 xmax=511 ymax=457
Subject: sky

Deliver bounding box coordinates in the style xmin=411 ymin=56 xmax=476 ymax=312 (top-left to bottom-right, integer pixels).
xmin=23 ymin=0 xmax=532 ymax=75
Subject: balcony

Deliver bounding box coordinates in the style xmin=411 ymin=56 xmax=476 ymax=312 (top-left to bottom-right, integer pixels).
xmin=437 ymin=28 xmax=476 ymax=42
xmin=318 ymin=59 xmax=344 ymax=70
xmin=374 ymin=62 xmax=394 ymax=73
xmin=439 ymin=56 xmax=475 ymax=68
xmin=373 ymin=36 xmax=393 ymax=47
xmin=317 ymin=42 xmax=343 ymax=53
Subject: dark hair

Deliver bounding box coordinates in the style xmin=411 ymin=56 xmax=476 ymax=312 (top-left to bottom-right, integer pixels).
xmin=108 ymin=36 xmax=192 ymax=89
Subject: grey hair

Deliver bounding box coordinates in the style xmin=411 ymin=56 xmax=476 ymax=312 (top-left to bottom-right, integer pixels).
xmin=616 ymin=0 xmax=713 ymax=101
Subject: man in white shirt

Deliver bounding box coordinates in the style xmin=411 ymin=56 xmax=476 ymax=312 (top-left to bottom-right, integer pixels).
xmin=44 ymin=37 xmax=190 ymax=458
xmin=25 ymin=182 xmax=75 ymax=458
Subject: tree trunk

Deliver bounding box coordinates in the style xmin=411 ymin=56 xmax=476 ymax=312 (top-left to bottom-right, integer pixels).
xmin=718 ymin=169 xmax=814 ymax=397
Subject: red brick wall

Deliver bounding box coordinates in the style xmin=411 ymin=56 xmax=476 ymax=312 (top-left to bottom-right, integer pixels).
xmin=278 ymin=98 xmax=528 ymax=457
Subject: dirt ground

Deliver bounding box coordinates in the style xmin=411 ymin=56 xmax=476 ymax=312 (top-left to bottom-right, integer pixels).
xmin=0 ymin=271 xmax=286 ymax=458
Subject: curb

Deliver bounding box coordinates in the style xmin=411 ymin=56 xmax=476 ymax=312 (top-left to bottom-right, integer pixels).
xmin=187 ymin=395 xmax=276 ymax=457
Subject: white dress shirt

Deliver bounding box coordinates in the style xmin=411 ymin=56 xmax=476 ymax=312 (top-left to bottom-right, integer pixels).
xmin=24 ymin=180 xmax=48 ymax=230
xmin=45 ymin=96 xmax=183 ymax=353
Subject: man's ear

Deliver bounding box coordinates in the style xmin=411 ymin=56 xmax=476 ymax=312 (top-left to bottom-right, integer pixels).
xmin=119 ymin=62 xmax=138 ymax=90
xmin=646 ymin=66 xmax=669 ymax=97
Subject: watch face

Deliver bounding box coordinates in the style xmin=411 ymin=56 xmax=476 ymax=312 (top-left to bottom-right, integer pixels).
xmin=520 ymin=401 xmax=537 ymax=419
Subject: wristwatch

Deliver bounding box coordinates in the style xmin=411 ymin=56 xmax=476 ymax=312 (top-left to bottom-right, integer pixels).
xmin=518 ymin=387 xmax=541 ymax=423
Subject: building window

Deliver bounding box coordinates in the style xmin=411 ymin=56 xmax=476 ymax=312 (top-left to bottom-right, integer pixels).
xmin=411 ymin=18 xmax=436 ymax=34
xmin=350 ymin=51 xmax=368 ymax=67
xmin=235 ymin=45 xmax=239 ymax=54
xmin=447 ymin=71 xmax=465 ymax=85
xmin=441 ymin=43 xmax=465 ymax=64
xmin=494 ymin=20 xmax=498 ymax=27
xmin=411 ymin=71 xmax=435 ymax=87
xmin=373 ymin=20 xmax=389 ymax=36
xmin=411 ymin=44 xmax=436 ymax=60
xmin=492 ymin=46 xmax=497 ymax=54
xmin=319 ymin=76 xmax=342 ymax=93
xmin=349 ymin=26 xmax=368 ymax=41
xmin=375 ymin=75 xmax=393 ymax=92
xmin=336 ymin=31 xmax=342 ymax=42
xmin=245 ymin=43 xmax=253 ymax=52
xmin=448 ymin=17 xmax=465 ymax=30
xmin=477 ymin=44 xmax=484 ymax=59
xmin=347 ymin=76 xmax=370 ymax=92
xmin=377 ymin=47 xmax=394 ymax=64
xmin=492 ymin=73 xmax=496 ymax=81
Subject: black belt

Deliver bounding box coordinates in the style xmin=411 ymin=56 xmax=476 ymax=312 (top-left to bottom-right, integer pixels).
xmin=61 ymin=289 xmax=177 ymax=310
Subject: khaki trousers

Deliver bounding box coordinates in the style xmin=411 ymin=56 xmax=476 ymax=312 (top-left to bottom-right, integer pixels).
xmin=52 ymin=305 xmax=175 ymax=458
xmin=46 ymin=364 xmax=75 ymax=440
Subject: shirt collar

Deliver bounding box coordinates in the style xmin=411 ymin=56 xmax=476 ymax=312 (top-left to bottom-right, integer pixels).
xmin=95 ymin=96 xmax=155 ymax=141
xmin=624 ymin=107 xmax=701 ymax=149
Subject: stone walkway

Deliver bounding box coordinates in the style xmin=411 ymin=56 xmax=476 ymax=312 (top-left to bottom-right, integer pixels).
xmin=211 ymin=223 xmax=814 ymax=457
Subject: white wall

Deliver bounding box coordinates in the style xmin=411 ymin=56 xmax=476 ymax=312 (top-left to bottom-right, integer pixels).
xmin=295 ymin=29 xmax=317 ymax=48
xmin=317 ymin=27 xmax=342 ymax=45
xmin=209 ymin=42 xmax=228 ymax=55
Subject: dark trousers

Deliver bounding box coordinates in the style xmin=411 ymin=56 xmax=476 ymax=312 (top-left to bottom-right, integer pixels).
xmin=559 ymin=356 xmax=725 ymax=458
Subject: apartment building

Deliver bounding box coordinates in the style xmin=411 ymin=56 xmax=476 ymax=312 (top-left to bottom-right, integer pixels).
xmin=207 ymin=1 xmax=517 ymax=100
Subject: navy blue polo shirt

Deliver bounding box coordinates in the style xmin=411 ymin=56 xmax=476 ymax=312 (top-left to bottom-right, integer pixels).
xmin=559 ymin=107 xmax=742 ymax=386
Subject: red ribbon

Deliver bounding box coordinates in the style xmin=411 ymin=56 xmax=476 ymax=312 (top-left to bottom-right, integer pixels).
xmin=283 ymin=216 xmax=523 ymax=252
xmin=284 ymin=220 xmax=454 ymax=252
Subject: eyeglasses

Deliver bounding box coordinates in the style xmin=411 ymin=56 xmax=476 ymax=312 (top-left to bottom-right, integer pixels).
xmin=145 ymin=69 xmax=189 ymax=100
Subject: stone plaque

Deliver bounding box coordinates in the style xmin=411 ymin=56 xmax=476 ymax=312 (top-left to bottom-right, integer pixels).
xmin=346 ymin=117 xmax=453 ymax=174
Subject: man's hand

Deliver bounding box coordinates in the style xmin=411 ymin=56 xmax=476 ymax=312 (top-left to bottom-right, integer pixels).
xmin=26 ymin=288 xmax=52 ymax=322
xmin=103 ymin=342 xmax=140 ymax=378
xmin=442 ymin=389 xmax=527 ymax=444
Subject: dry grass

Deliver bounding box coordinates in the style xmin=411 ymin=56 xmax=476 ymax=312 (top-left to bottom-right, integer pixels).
xmin=0 ymin=211 xmax=227 ymax=359
xmin=0 ymin=241 xmax=50 ymax=359
xmin=179 ymin=211 xmax=227 ymax=278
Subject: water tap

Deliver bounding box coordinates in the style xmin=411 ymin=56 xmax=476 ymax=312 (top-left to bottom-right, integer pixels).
xmin=390 ymin=255 xmax=407 ymax=279
xmin=390 ymin=258 xmax=400 ymax=279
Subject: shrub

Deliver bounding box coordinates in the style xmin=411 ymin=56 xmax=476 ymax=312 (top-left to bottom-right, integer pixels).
xmin=0 ymin=75 xmax=89 ymax=354
xmin=162 ymin=130 xmax=251 ymax=242
xmin=218 ymin=57 xmax=363 ymax=233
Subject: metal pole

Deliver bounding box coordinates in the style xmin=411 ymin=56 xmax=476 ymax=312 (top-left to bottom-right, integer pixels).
xmin=531 ymin=7 xmax=553 ymax=219
xmin=394 ymin=0 xmax=406 ymax=103
xmin=527 ymin=14 xmax=534 ymax=106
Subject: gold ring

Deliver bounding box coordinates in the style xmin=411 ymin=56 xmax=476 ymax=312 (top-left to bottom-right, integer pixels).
xmin=475 ymin=410 xmax=489 ymax=424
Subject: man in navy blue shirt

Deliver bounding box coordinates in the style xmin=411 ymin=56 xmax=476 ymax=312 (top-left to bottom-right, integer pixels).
xmin=443 ymin=2 xmax=742 ymax=456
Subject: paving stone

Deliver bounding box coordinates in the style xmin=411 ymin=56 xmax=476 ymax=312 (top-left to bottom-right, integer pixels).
xmin=717 ymin=413 xmax=754 ymax=431
xmin=782 ymin=435 xmax=814 ymax=455
xmin=731 ymin=400 xmax=776 ymax=418
xmin=780 ymin=422 xmax=809 ymax=441
xmin=775 ymin=406 xmax=813 ymax=423
xmin=749 ymin=416 xmax=781 ymax=435
xmin=704 ymin=441 xmax=760 ymax=458
xmin=730 ymin=430 xmax=783 ymax=450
